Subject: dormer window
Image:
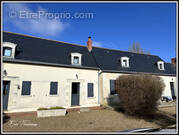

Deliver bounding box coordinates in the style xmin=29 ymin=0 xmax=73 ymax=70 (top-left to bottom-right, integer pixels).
xmin=121 ymin=57 xmax=129 ymax=67
xmin=157 ymin=61 xmax=165 ymax=70
xmin=3 ymin=42 xmax=17 ymax=58
xmin=71 ymin=53 xmax=82 ymax=65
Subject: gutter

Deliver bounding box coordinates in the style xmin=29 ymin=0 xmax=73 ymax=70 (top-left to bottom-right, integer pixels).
xmin=102 ymin=69 xmax=176 ymax=77
xmin=3 ymin=58 xmax=100 ymax=71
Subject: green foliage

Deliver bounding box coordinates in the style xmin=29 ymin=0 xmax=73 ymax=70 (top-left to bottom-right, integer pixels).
xmin=115 ymin=74 xmax=165 ymax=117
xmin=49 ymin=106 xmax=65 ymax=109
xmin=37 ymin=107 xmax=49 ymax=110
xmin=38 ymin=106 xmax=65 ymax=110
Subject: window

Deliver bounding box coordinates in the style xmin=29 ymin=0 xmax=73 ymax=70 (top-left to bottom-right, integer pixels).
xmin=88 ymin=83 xmax=94 ymax=97
xmin=110 ymin=80 xmax=116 ymax=95
xmin=3 ymin=42 xmax=17 ymax=58
xmin=121 ymin=57 xmax=129 ymax=67
xmin=71 ymin=53 xmax=82 ymax=65
xmin=123 ymin=60 xmax=127 ymax=67
xmin=73 ymin=56 xmax=79 ymax=64
xmin=157 ymin=61 xmax=164 ymax=70
xmin=3 ymin=47 xmax=12 ymax=57
xmin=50 ymin=82 xmax=58 ymax=95
xmin=159 ymin=64 xmax=163 ymax=70
xmin=21 ymin=81 xmax=31 ymax=95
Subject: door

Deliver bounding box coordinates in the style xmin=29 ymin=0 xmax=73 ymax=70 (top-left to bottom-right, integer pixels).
xmin=3 ymin=81 xmax=11 ymax=110
xmin=170 ymin=82 xmax=175 ymax=99
xmin=71 ymin=82 xmax=80 ymax=106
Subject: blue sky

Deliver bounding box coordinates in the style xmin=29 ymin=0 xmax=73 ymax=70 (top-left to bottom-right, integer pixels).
xmin=3 ymin=2 xmax=177 ymax=62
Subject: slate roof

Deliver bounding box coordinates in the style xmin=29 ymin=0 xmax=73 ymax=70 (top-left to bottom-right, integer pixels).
xmin=3 ymin=31 xmax=176 ymax=76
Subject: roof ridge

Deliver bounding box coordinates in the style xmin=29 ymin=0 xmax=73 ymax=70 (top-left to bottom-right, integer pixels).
xmin=93 ymin=46 xmax=158 ymax=57
xmin=3 ymin=31 xmax=158 ymax=57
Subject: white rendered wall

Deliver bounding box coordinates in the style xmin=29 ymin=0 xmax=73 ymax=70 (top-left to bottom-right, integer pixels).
xmin=100 ymin=72 xmax=176 ymax=104
xmin=3 ymin=62 xmax=99 ymax=112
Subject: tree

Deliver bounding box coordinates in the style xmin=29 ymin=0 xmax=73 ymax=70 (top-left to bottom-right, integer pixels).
xmin=128 ymin=42 xmax=150 ymax=54
xmin=115 ymin=74 xmax=165 ymax=117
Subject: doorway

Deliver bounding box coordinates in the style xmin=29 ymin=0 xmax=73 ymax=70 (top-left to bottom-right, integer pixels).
xmin=71 ymin=82 xmax=80 ymax=106
xmin=170 ymin=82 xmax=175 ymax=99
xmin=3 ymin=81 xmax=11 ymax=110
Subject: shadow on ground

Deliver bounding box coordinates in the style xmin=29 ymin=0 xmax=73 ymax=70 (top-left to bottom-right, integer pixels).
xmin=144 ymin=110 xmax=176 ymax=128
xmin=3 ymin=113 xmax=10 ymax=124
xmin=106 ymin=95 xmax=176 ymax=128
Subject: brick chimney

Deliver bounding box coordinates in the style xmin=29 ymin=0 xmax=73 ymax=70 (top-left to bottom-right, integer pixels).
xmin=171 ymin=58 xmax=176 ymax=65
xmin=87 ymin=36 xmax=92 ymax=52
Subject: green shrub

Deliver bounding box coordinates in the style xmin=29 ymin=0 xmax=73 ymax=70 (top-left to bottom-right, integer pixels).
xmin=49 ymin=106 xmax=65 ymax=109
xmin=37 ymin=107 xmax=49 ymax=110
xmin=38 ymin=106 xmax=65 ymax=110
xmin=115 ymin=74 xmax=165 ymax=117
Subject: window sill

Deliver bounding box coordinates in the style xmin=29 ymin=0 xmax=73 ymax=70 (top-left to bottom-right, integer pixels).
xmin=48 ymin=94 xmax=59 ymax=97
xmin=3 ymin=56 xmax=14 ymax=58
xmin=21 ymin=95 xmax=32 ymax=97
xmin=122 ymin=66 xmax=130 ymax=68
xmin=72 ymin=64 xmax=82 ymax=66
xmin=88 ymin=96 xmax=96 ymax=99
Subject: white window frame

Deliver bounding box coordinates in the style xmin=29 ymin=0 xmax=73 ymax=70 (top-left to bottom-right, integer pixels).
xmin=157 ymin=61 xmax=165 ymax=70
xmin=3 ymin=42 xmax=17 ymax=58
xmin=121 ymin=56 xmax=129 ymax=67
xmin=71 ymin=52 xmax=82 ymax=65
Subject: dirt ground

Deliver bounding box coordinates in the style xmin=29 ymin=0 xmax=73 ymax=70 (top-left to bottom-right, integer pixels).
xmin=3 ymin=106 xmax=176 ymax=132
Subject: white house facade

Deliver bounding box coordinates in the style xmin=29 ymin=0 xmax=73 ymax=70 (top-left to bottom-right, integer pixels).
xmin=2 ymin=32 xmax=177 ymax=112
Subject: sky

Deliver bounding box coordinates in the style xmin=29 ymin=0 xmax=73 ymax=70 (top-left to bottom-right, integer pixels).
xmin=3 ymin=2 xmax=177 ymax=62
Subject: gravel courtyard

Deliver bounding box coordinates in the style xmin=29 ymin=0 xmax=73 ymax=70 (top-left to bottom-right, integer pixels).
xmin=3 ymin=106 xmax=176 ymax=132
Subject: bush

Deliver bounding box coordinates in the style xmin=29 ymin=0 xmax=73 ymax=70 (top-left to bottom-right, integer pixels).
xmin=49 ymin=106 xmax=65 ymax=109
xmin=37 ymin=107 xmax=48 ymax=110
xmin=115 ymin=74 xmax=165 ymax=117
xmin=37 ymin=106 xmax=65 ymax=110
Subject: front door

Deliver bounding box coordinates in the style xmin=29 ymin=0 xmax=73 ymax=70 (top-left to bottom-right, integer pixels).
xmin=71 ymin=82 xmax=80 ymax=106
xmin=170 ymin=82 xmax=175 ymax=99
xmin=3 ymin=81 xmax=11 ymax=110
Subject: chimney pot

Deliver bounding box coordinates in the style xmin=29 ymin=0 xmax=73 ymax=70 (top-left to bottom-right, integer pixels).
xmin=171 ymin=58 xmax=176 ymax=65
xmin=87 ymin=36 xmax=92 ymax=52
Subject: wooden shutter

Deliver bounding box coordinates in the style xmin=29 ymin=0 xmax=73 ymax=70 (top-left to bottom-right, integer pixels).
xmin=21 ymin=81 xmax=31 ymax=95
xmin=110 ymin=80 xmax=116 ymax=95
xmin=88 ymin=83 xmax=94 ymax=97
xmin=50 ymin=82 xmax=58 ymax=95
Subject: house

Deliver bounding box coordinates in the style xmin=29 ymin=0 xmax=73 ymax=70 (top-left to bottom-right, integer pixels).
xmin=2 ymin=31 xmax=176 ymax=112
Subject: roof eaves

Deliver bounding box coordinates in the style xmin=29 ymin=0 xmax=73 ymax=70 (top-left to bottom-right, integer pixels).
xmin=102 ymin=70 xmax=176 ymax=77
xmin=3 ymin=58 xmax=100 ymax=70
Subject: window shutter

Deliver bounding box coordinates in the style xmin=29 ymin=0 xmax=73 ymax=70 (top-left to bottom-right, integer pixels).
xmin=110 ymin=80 xmax=116 ymax=95
xmin=88 ymin=83 xmax=94 ymax=97
xmin=21 ymin=81 xmax=31 ymax=95
xmin=50 ymin=82 xmax=58 ymax=95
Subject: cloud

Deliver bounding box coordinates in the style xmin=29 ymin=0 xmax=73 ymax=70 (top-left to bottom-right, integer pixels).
xmin=3 ymin=3 xmax=69 ymax=36
xmin=93 ymin=41 xmax=103 ymax=47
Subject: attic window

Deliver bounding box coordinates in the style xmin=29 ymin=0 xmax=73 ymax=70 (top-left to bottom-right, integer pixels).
xmin=121 ymin=57 xmax=129 ymax=67
xmin=73 ymin=56 xmax=79 ymax=64
xmin=3 ymin=47 xmax=12 ymax=57
xmin=3 ymin=42 xmax=17 ymax=58
xmin=71 ymin=53 xmax=82 ymax=65
xmin=157 ymin=61 xmax=164 ymax=70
